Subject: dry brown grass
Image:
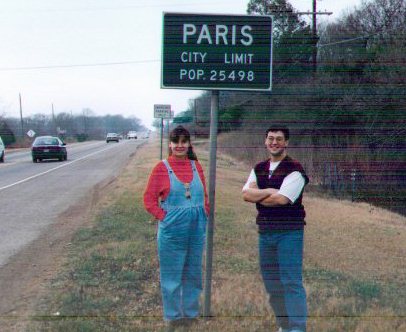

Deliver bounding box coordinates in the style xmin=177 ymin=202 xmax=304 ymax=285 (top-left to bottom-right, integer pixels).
xmin=304 ymin=196 xmax=406 ymax=284
xmin=191 ymin=140 xmax=406 ymax=331
xmin=29 ymin=138 xmax=406 ymax=332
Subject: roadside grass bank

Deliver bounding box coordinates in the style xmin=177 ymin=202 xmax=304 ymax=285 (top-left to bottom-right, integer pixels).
xmin=28 ymin=140 xmax=405 ymax=331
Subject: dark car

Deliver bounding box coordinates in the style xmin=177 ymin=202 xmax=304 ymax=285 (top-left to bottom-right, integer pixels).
xmin=0 ymin=136 xmax=5 ymax=162
xmin=106 ymin=133 xmax=119 ymax=143
xmin=31 ymin=136 xmax=67 ymax=163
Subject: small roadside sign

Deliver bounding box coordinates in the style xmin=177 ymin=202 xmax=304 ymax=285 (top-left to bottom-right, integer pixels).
xmin=27 ymin=129 xmax=36 ymax=138
xmin=155 ymin=104 xmax=172 ymax=160
xmin=154 ymin=104 xmax=172 ymax=118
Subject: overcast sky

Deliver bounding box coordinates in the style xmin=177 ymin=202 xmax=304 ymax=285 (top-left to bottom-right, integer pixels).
xmin=0 ymin=0 xmax=362 ymax=129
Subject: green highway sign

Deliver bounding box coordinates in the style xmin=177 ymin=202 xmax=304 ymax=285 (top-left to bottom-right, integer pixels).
xmin=161 ymin=13 xmax=273 ymax=91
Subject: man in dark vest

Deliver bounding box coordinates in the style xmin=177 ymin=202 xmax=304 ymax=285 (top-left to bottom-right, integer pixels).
xmin=242 ymin=125 xmax=309 ymax=332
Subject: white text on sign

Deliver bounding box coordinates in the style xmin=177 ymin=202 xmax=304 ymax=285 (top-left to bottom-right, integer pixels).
xmin=224 ymin=53 xmax=254 ymax=64
xmin=181 ymin=52 xmax=207 ymax=63
xmin=183 ymin=24 xmax=253 ymax=46
xmin=154 ymin=104 xmax=172 ymax=119
xmin=179 ymin=69 xmax=254 ymax=81
xmin=180 ymin=52 xmax=254 ymax=65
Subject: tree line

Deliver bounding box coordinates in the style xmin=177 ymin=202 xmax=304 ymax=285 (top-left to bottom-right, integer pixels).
xmin=0 ymin=109 xmax=146 ymax=145
xmin=172 ymin=0 xmax=406 ymax=215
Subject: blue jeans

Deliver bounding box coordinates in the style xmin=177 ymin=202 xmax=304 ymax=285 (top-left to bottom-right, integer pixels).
xmin=259 ymin=230 xmax=307 ymax=332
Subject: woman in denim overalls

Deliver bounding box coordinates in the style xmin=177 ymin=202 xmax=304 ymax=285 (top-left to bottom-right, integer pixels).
xmin=144 ymin=126 xmax=209 ymax=329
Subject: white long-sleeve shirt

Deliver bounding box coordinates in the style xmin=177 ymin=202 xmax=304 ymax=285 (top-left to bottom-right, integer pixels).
xmin=242 ymin=161 xmax=305 ymax=204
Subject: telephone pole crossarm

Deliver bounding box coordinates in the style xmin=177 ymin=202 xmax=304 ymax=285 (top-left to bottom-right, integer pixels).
xmin=268 ymin=1 xmax=333 ymax=74
xmin=269 ymin=11 xmax=332 ymax=15
xmin=297 ymin=11 xmax=332 ymax=15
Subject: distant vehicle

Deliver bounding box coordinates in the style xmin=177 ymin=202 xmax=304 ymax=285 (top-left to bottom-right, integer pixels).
xmin=142 ymin=132 xmax=150 ymax=139
xmin=0 ymin=136 xmax=5 ymax=162
xmin=127 ymin=131 xmax=137 ymax=139
xmin=31 ymin=136 xmax=67 ymax=163
xmin=106 ymin=133 xmax=120 ymax=143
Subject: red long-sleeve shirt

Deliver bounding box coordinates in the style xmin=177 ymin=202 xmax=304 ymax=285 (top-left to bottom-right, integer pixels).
xmin=143 ymin=156 xmax=210 ymax=220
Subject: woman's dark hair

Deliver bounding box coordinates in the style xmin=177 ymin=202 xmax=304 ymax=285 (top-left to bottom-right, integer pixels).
xmin=169 ymin=125 xmax=197 ymax=160
xmin=265 ymin=125 xmax=290 ymax=141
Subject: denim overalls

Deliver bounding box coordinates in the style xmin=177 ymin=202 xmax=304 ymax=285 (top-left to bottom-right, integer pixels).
xmin=157 ymin=159 xmax=207 ymax=321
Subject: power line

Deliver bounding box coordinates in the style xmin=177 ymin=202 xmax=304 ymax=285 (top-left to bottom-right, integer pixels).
xmin=0 ymin=59 xmax=160 ymax=71
xmin=1 ymin=25 xmax=400 ymax=72
xmin=318 ymin=26 xmax=399 ymax=48
xmin=268 ymin=0 xmax=333 ymax=74
xmin=318 ymin=35 xmax=370 ymax=48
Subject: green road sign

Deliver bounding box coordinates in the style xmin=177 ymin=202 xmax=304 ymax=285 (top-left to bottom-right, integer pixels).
xmin=161 ymin=13 xmax=273 ymax=91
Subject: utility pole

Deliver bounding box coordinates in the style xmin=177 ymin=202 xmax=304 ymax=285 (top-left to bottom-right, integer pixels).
xmin=299 ymin=1 xmax=333 ymax=74
xmin=267 ymin=1 xmax=332 ymax=74
xmin=83 ymin=110 xmax=87 ymax=137
xmin=19 ymin=93 xmax=24 ymax=139
xmin=312 ymin=0 xmax=317 ymax=73
xmin=160 ymin=118 xmax=163 ymax=160
xmin=194 ymin=99 xmax=197 ymax=140
xmin=166 ymin=118 xmax=170 ymax=150
xmin=52 ymin=103 xmax=56 ymax=135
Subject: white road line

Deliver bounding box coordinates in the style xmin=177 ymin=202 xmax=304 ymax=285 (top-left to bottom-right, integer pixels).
xmin=0 ymin=144 xmax=119 ymax=192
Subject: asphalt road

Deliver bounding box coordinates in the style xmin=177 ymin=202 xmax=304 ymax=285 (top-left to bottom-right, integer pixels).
xmin=0 ymin=139 xmax=143 ymax=267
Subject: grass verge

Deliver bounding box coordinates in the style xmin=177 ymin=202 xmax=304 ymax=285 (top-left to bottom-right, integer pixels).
xmin=27 ymin=140 xmax=405 ymax=332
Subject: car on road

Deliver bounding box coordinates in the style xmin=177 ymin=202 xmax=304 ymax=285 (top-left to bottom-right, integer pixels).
xmin=0 ymin=136 xmax=5 ymax=162
xmin=31 ymin=136 xmax=67 ymax=163
xmin=127 ymin=131 xmax=137 ymax=139
xmin=106 ymin=133 xmax=120 ymax=143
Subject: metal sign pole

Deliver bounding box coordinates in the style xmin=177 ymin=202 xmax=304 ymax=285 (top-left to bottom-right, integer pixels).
xmin=167 ymin=119 xmax=170 ymax=149
xmin=19 ymin=93 xmax=24 ymax=139
xmin=160 ymin=118 xmax=164 ymax=160
xmin=203 ymin=90 xmax=219 ymax=317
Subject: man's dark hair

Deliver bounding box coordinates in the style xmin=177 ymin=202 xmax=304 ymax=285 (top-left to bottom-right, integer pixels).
xmin=265 ymin=125 xmax=290 ymax=141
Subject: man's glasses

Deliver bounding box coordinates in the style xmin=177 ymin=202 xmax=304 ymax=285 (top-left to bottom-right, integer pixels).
xmin=266 ymin=136 xmax=284 ymax=143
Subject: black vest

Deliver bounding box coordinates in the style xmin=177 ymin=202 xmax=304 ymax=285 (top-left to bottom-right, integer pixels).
xmin=254 ymin=155 xmax=309 ymax=231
